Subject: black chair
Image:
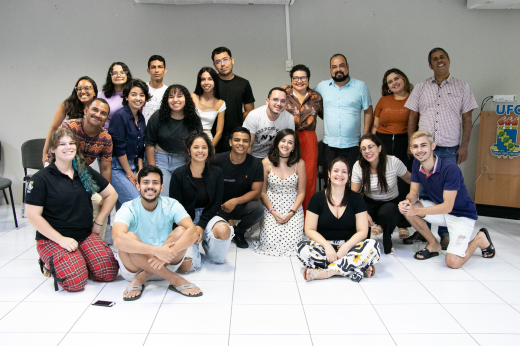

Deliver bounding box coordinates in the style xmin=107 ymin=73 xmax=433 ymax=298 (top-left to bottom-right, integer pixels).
xmin=21 ymin=139 xmax=45 ymax=217
xmin=0 ymin=178 xmax=18 ymax=228
xmin=317 ymin=140 xmax=324 ymax=190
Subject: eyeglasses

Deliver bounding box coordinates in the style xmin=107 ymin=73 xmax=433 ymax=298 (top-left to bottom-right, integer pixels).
xmin=292 ymin=76 xmax=308 ymax=82
xmin=214 ymin=57 xmax=229 ymax=66
xmin=110 ymin=70 xmax=128 ymax=76
xmin=75 ymin=86 xmax=93 ymax=92
xmin=360 ymin=145 xmax=376 ymax=152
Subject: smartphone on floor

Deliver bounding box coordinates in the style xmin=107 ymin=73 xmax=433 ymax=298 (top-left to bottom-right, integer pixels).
xmin=91 ymin=300 xmax=115 ymax=307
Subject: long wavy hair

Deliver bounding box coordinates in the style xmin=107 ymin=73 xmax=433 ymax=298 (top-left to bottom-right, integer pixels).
xmin=193 ymin=67 xmax=220 ymax=99
xmin=381 ymin=68 xmax=413 ymax=96
xmin=158 ymin=84 xmax=201 ymax=130
xmin=267 ymin=129 xmax=301 ymax=168
xmin=325 ymin=156 xmax=351 ymax=207
xmin=101 ymin=62 xmax=133 ymax=98
xmin=62 ymin=76 xmax=98 ymax=119
xmin=358 ymin=133 xmax=388 ymax=195
xmin=49 ymin=128 xmax=99 ymax=195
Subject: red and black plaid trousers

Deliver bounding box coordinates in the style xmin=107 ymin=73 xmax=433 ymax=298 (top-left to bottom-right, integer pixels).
xmin=37 ymin=232 xmax=119 ymax=292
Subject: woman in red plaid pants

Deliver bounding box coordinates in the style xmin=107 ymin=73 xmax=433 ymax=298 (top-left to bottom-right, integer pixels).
xmin=26 ymin=128 xmax=119 ymax=292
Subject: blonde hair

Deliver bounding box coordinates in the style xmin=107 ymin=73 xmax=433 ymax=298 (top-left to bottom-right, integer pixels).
xmin=409 ymin=131 xmax=434 ymax=146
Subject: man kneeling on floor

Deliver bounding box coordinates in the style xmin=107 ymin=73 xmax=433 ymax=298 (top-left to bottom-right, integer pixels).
xmin=398 ymin=131 xmax=495 ymax=268
xmin=113 ymin=165 xmax=202 ymax=300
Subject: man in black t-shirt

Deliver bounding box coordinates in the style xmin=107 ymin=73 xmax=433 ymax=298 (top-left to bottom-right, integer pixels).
xmin=214 ymin=127 xmax=264 ymax=248
xmin=211 ymin=47 xmax=255 ymax=153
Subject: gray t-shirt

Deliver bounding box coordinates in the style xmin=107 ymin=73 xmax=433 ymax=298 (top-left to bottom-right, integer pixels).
xmin=243 ymin=105 xmax=295 ymax=159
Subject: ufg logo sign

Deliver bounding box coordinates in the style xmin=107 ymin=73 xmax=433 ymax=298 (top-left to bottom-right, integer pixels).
xmin=490 ymin=111 xmax=519 ymax=159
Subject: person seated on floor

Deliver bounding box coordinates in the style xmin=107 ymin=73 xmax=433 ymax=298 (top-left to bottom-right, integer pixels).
xmin=46 ymin=98 xmax=113 ymax=241
xmin=398 ymin=131 xmax=495 ymax=267
xmin=26 ymin=128 xmax=119 ymax=292
xmin=297 ymin=156 xmax=380 ymax=282
xmin=170 ymin=131 xmax=233 ymax=273
xmin=213 ymin=127 xmax=264 ymax=249
xmin=351 ymin=133 xmax=411 ymax=254
xmin=112 ymin=165 xmax=202 ymax=300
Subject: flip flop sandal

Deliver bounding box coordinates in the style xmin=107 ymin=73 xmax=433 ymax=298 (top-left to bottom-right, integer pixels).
xmin=168 ymin=283 xmax=203 ymax=297
xmin=371 ymin=225 xmax=383 ymax=236
xmin=414 ymin=248 xmax=440 ymax=260
xmin=479 ymin=228 xmax=496 ymax=258
xmin=364 ymin=265 xmax=376 ymax=278
xmin=123 ymin=284 xmax=145 ymax=301
xmin=398 ymin=228 xmax=410 ymax=239
xmin=303 ymin=268 xmax=330 ymax=281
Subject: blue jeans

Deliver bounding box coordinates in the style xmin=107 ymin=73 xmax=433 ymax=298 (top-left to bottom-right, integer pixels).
xmin=154 ymin=149 xmax=186 ymax=197
xmin=111 ymin=157 xmax=140 ymax=208
xmin=420 ymin=145 xmax=459 ymax=237
xmin=184 ymin=208 xmax=234 ymax=272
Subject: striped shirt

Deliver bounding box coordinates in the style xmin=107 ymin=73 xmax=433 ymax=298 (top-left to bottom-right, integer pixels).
xmin=404 ymin=75 xmax=478 ymax=147
xmin=351 ymin=155 xmax=407 ymax=201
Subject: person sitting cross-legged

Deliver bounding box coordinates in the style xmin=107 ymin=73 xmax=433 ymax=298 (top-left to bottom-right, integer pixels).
xmin=398 ymin=131 xmax=495 ymax=268
xmin=112 ymin=165 xmax=202 ymax=300
xmin=297 ymin=156 xmax=380 ymax=282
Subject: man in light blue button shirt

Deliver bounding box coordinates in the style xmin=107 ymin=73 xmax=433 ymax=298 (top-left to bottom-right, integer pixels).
xmin=314 ymin=54 xmax=373 ymax=181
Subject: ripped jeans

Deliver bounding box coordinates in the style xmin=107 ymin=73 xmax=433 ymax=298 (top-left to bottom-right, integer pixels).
xmin=184 ymin=208 xmax=234 ymax=272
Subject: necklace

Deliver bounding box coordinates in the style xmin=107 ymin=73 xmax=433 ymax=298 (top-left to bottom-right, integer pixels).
xmin=82 ymin=120 xmax=101 ymax=153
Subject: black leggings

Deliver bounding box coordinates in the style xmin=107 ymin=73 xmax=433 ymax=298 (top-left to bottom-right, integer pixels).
xmin=364 ymin=196 xmax=406 ymax=254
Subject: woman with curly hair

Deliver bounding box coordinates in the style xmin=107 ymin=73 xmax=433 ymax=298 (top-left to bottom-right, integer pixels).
xmin=191 ymin=67 xmax=226 ymax=148
xmin=145 ymin=84 xmax=203 ymax=196
xmin=254 ymin=129 xmax=306 ymax=256
xmin=98 ymin=62 xmax=133 ymax=129
xmin=42 ymin=76 xmax=98 ymax=165
xmin=109 ymin=79 xmax=150 ymax=207
xmin=26 ymin=128 xmax=119 ymax=292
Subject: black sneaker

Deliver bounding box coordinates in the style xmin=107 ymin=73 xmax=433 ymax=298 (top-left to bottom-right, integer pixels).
xmin=233 ymin=232 xmax=249 ymax=248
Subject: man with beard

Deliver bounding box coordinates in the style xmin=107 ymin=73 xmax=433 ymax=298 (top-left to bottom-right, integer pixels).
xmin=112 ymin=165 xmax=202 ymax=300
xmin=214 ymin=127 xmax=264 ymax=248
xmin=243 ymin=87 xmax=295 ymax=159
xmin=404 ymin=48 xmax=478 ymax=249
xmin=315 ymin=54 xmax=373 ymax=179
xmin=212 ymin=47 xmax=255 ymax=153
xmin=46 ymin=98 xmax=113 ymax=241
xmin=398 ymin=131 xmax=494 ymax=268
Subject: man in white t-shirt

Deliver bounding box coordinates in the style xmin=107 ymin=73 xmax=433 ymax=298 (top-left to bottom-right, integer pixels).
xmin=142 ymin=55 xmax=168 ymax=122
xmin=243 ymin=87 xmax=295 ymax=159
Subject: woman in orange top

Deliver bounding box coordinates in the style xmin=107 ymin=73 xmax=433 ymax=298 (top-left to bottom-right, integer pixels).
xmin=284 ymin=65 xmax=323 ymax=213
xmin=371 ymin=68 xmax=413 ymax=238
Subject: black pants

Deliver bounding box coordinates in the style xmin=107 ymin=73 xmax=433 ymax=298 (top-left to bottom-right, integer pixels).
xmin=375 ymin=132 xmax=412 ymax=203
xmin=364 ymin=196 xmax=404 ymax=254
xmin=217 ymin=200 xmax=264 ymax=234
xmin=322 ymin=144 xmax=360 ymax=186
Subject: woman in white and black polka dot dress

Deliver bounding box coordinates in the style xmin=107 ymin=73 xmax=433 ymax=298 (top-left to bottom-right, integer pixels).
xmin=254 ymin=129 xmax=306 ymax=256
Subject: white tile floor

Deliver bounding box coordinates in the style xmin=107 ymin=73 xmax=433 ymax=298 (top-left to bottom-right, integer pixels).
xmin=0 ymin=204 xmax=519 ymax=345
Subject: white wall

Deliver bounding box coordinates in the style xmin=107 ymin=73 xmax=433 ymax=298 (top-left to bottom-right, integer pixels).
xmin=1 ymin=0 xmax=519 ymax=203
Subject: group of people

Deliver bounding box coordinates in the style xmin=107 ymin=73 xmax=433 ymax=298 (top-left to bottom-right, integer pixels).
xmin=25 ymin=46 xmax=496 ymax=299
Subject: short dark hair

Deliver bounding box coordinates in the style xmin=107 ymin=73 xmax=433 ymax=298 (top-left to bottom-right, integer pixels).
xmin=122 ymin=79 xmax=151 ymax=106
xmin=268 ymin=129 xmax=301 ymax=168
xmin=211 ymin=47 xmax=232 ymax=61
xmin=381 ymin=68 xmax=413 ymax=96
xmin=330 ymin=53 xmax=347 ymax=66
xmin=428 ymin=47 xmax=449 ymax=65
xmin=231 ymin=126 xmax=251 ymax=139
xmin=267 ymin=87 xmax=287 ymax=99
xmin=289 ymin=64 xmax=311 ymax=80
xmin=86 ymin=97 xmax=110 ymax=113
xmin=194 ymin=67 xmax=220 ymax=99
xmin=148 ymin=55 xmax=166 ymax=68
xmin=138 ymin=165 xmax=164 ymax=185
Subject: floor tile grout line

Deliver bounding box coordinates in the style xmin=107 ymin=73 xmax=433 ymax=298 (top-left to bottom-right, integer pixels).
xmin=56 ymin=294 xmax=102 ymax=346
xmin=289 ymin=259 xmax=314 ymax=346
xmin=142 ymin=280 xmax=169 ymax=346
xmin=227 ymin=245 xmax=237 ymax=346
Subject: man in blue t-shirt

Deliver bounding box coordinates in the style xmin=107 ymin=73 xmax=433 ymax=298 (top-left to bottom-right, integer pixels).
xmin=113 ymin=166 xmax=202 ymax=300
xmin=398 ymin=131 xmax=495 ymax=268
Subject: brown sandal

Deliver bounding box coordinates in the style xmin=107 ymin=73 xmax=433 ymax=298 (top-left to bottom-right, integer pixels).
xmin=398 ymin=228 xmax=410 ymax=239
xmin=371 ymin=225 xmax=383 ymax=236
